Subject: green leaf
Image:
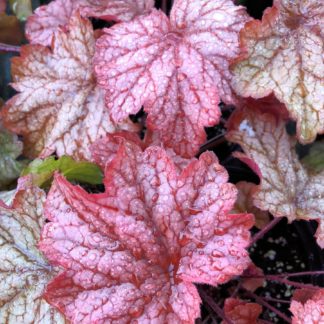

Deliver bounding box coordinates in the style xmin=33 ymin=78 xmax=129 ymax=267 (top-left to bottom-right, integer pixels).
xmin=21 ymin=156 xmax=103 ymax=188
xmin=302 ymin=141 xmax=324 ymax=173
xmin=0 ymin=126 xmax=26 ymax=189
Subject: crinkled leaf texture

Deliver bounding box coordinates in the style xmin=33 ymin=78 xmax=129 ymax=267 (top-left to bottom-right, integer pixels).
xmin=222 ymin=298 xmax=262 ymax=324
xmin=40 ymin=141 xmax=253 ymax=323
xmin=290 ymin=289 xmax=324 ymax=324
xmin=231 ymin=0 xmax=324 ymax=144
xmin=0 ymin=177 xmax=66 ymax=323
xmin=91 ymin=131 xmax=192 ymax=173
xmin=26 ymin=0 xmax=154 ymax=46
xmin=226 ymin=105 xmax=324 ymax=248
xmin=1 ymin=13 xmax=136 ymax=161
xmin=0 ymin=123 xmax=26 ymax=189
xmin=94 ymin=0 xmax=250 ymax=158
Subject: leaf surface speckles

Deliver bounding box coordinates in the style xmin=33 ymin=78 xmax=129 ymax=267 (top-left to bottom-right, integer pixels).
xmin=227 ymin=106 xmax=324 ymax=248
xmin=40 ymin=142 xmax=253 ymax=323
xmin=0 ymin=178 xmax=66 ymax=323
xmin=231 ymin=0 xmax=324 ymax=143
xmin=26 ymin=0 xmax=154 ymax=46
xmin=94 ymin=0 xmax=250 ymax=157
xmin=1 ymin=14 xmax=135 ymax=161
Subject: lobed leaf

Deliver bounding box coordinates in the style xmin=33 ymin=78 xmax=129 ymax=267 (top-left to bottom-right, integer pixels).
xmin=227 ymin=105 xmax=324 ymax=248
xmin=0 ymin=178 xmax=66 ymax=323
xmin=1 ymin=13 xmax=136 ymax=161
xmin=94 ymin=0 xmax=250 ymax=157
xmin=26 ymin=0 xmax=154 ymax=46
xmin=40 ymin=141 xmax=253 ymax=323
xmin=231 ymin=0 xmax=324 ymax=144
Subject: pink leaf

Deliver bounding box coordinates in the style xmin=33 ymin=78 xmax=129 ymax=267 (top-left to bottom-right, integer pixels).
xmin=226 ymin=102 xmax=324 ymax=248
xmin=290 ymin=289 xmax=324 ymax=324
xmin=231 ymin=0 xmax=324 ymax=144
xmin=26 ymin=0 xmax=154 ymax=46
xmin=40 ymin=142 xmax=253 ymax=323
xmin=90 ymin=131 xmax=193 ymax=172
xmin=94 ymin=0 xmax=250 ymax=157
xmin=222 ymin=298 xmax=262 ymax=324
xmin=1 ymin=14 xmax=136 ymax=161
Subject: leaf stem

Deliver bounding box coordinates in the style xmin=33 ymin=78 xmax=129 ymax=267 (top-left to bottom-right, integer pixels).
xmin=243 ymin=290 xmax=292 ymax=323
xmin=0 ymin=43 xmax=21 ymax=52
xmin=249 ymin=216 xmax=282 ymax=247
xmin=199 ymin=288 xmax=234 ymax=324
xmin=161 ymin=0 xmax=167 ymax=13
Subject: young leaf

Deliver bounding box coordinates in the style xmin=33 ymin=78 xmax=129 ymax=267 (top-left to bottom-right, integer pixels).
xmin=90 ymin=131 xmax=192 ymax=172
xmin=302 ymin=140 xmax=324 ymax=173
xmin=290 ymin=289 xmax=324 ymax=324
xmin=22 ymin=156 xmax=103 ymax=187
xmin=233 ymin=181 xmax=270 ymax=230
xmin=0 ymin=178 xmax=66 ymax=323
xmin=231 ymin=0 xmax=324 ymax=144
xmin=0 ymin=189 xmax=16 ymax=206
xmin=1 ymin=14 xmax=136 ymax=161
xmin=222 ymin=298 xmax=262 ymax=324
xmin=0 ymin=123 xmax=26 ymax=189
xmin=26 ymin=0 xmax=154 ymax=46
xmin=40 ymin=142 xmax=253 ymax=323
xmin=226 ymin=106 xmax=324 ymax=248
xmin=94 ymin=0 xmax=250 ymax=157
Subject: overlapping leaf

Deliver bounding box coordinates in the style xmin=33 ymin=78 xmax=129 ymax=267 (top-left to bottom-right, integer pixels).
xmin=233 ymin=181 xmax=270 ymax=230
xmin=26 ymin=0 xmax=154 ymax=46
xmin=94 ymin=0 xmax=250 ymax=157
xmin=22 ymin=156 xmax=103 ymax=188
xmin=0 ymin=178 xmax=66 ymax=323
xmin=90 ymin=131 xmax=192 ymax=172
xmin=290 ymin=289 xmax=324 ymax=324
xmin=0 ymin=123 xmax=26 ymax=189
xmin=40 ymin=141 xmax=253 ymax=323
xmin=302 ymin=140 xmax=324 ymax=173
xmin=227 ymin=106 xmax=324 ymax=248
xmin=1 ymin=13 xmax=135 ymax=161
xmin=231 ymin=0 xmax=324 ymax=144
xmin=222 ymin=298 xmax=262 ymax=324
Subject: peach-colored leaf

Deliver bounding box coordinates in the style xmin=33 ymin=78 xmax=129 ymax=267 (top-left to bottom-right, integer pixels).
xmin=1 ymin=14 xmax=135 ymax=161
xmin=222 ymin=298 xmax=262 ymax=324
xmin=231 ymin=0 xmax=324 ymax=144
xmin=227 ymin=105 xmax=324 ymax=248
xmin=0 ymin=178 xmax=66 ymax=323
xmin=40 ymin=142 xmax=253 ymax=323
xmin=290 ymin=289 xmax=324 ymax=324
xmin=94 ymin=0 xmax=250 ymax=157
xmin=26 ymin=0 xmax=154 ymax=46
xmin=233 ymin=181 xmax=270 ymax=230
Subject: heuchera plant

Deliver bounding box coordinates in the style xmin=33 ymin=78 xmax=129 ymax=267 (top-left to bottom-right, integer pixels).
xmin=0 ymin=0 xmax=323 ymax=323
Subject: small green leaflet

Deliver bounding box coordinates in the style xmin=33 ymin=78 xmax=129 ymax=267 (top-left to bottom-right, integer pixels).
xmin=302 ymin=141 xmax=324 ymax=173
xmin=22 ymin=156 xmax=103 ymax=187
xmin=0 ymin=126 xmax=26 ymax=190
